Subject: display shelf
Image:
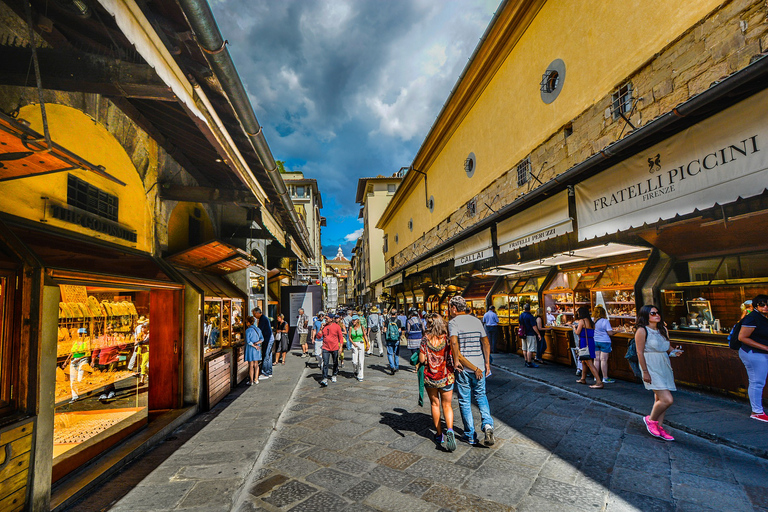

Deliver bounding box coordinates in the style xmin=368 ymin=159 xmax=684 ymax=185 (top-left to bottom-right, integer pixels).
xmin=605 ymin=301 xmax=635 ymax=304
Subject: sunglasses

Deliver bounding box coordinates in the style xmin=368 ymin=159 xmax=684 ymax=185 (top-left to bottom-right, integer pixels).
xmin=756 ymin=302 xmax=768 ymax=307
xmin=649 ymin=311 xmax=660 ymax=316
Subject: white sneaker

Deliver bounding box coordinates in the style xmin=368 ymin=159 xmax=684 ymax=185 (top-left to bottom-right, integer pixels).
xmin=99 ymin=394 xmax=107 ymax=400
xmin=259 ymin=375 xmax=269 ymax=380
xmin=107 ymin=391 xmax=115 ymax=399
xmin=331 ymin=376 xmax=337 ymax=383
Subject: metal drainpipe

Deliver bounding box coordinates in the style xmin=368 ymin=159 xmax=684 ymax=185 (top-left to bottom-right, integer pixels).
xmin=177 ymin=0 xmax=311 ymax=257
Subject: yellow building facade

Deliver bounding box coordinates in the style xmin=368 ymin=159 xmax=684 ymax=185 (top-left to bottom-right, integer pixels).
xmin=379 ymin=0 xmax=763 ymax=270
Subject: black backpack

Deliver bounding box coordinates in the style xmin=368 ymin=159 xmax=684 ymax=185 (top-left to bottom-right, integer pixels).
xmin=727 ymin=320 xmax=742 ymax=350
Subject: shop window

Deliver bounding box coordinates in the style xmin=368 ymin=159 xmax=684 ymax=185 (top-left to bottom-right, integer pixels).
xmin=517 ymin=158 xmax=531 ymax=187
xmin=67 ymin=174 xmax=119 ymax=222
xmin=611 ymin=82 xmax=634 ymax=120
xmin=54 ymin=286 xmax=150 ymax=481
xmin=659 ymin=252 xmax=768 ymax=339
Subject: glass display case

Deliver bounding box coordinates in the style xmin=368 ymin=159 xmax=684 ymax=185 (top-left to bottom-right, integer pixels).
xmin=591 ymin=261 xmax=644 ymax=331
xmin=492 ymin=294 xmax=512 ymax=325
xmin=231 ymin=299 xmax=244 ymax=345
xmin=509 ymin=275 xmax=545 ymax=320
xmin=54 ymin=287 xmax=148 ymax=478
xmin=204 ymin=299 xmax=222 ymax=352
xmin=659 ymin=253 xmax=768 ymax=338
xmin=543 ymin=269 xmax=582 ymax=325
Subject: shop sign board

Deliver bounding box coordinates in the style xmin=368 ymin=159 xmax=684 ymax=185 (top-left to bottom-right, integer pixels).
xmin=454 ymin=229 xmax=493 ymax=267
xmin=384 ymin=274 xmax=403 ymax=288
xmin=497 ymin=192 xmax=573 ymax=253
xmin=59 ymin=284 xmax=88 ymax=303
xmin=49 ymin=203 xmax=137 ymax=243
xmin=576 ymin=88 xmax=768 ymax=241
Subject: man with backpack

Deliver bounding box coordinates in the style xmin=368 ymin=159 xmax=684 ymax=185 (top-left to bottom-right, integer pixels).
xmin=385 ymin=308 xmax=404 ymax=375
xmin=367 ymin=307 xmax=384 ymax=357
xmin=405 ymin=308 xmax=425 ymax=369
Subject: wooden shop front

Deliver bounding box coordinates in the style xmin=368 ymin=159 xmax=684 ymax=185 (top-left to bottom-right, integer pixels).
xmin=167 ymin=241 xmax=250 ymax=410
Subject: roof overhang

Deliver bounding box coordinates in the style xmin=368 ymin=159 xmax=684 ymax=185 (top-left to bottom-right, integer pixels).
xmin=166 ymin=239 xmax=256 ymax=274
xmin=0 ymin=111 xmax=125 ymax=185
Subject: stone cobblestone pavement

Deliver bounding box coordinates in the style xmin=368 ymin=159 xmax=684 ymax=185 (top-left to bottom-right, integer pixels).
xmin=239 ymin=358 xmax=768 ymax=512
xmin=68 ymin=352 xmax=768 ymax=511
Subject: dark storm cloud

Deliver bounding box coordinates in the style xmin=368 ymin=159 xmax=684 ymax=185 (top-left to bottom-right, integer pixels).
xmin=209 ymin=0 xmax=496 ymax=260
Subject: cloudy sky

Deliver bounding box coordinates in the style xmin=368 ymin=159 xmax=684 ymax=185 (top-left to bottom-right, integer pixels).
xmin=209 ymin=0 xmax=498 ymax=259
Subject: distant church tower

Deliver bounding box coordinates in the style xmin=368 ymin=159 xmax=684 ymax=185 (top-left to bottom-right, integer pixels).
xmin=335 ymin=246 xmax=345 ymax=260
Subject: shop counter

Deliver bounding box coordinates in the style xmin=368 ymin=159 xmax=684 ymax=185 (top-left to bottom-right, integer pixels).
xmin=205 ymin=350 xmax=232 ymax=410
xmin=232 ymin=343 xmax=249 ymax=385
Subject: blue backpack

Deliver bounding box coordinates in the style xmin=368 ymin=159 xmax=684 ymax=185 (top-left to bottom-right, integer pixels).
xmin=728 ymin=320 xmax=742 ymax=350
xmin=386 ymin=319 xmax=400 ymax=342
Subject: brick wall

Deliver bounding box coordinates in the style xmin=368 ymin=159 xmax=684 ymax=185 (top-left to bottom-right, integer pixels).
xmin=387 ymin=0 xmax=768 ymax=273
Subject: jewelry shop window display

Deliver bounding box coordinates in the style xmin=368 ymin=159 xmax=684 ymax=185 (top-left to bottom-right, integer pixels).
xmin=54 ymin=286 xmax=149 ymax=481
xmin=204 ymin=299 xmax=222 ymax=352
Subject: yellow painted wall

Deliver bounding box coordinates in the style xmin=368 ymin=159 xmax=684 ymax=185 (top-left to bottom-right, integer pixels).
xmin=0 ymin=104 xmax=155 ymax=252
xmin=167 ymin=202 xmax=215 ymax=253
xmin=383 ymin=0 xmax=722 ymax=252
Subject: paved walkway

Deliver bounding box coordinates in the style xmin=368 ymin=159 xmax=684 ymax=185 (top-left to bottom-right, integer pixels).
xmin=68 ymin=351 xmax=768 ymax=511
xmin=65 ymin=354 xmax=307 ymax=512
xmin=490 ymin=352 xmax=768 ymax=459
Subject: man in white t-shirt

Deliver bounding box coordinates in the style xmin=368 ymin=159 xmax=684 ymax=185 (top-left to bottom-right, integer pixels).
xmin=448 ymin=295 xmax=494 ymax=447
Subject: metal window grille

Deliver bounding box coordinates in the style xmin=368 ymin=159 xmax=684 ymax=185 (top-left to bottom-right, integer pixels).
xmin=516 ymin=158 xmax=531 ymax=187
xmin=540 ymin=70 xmax=559 ymax=93
xmin=467 ymin=198 xmax=477 ymax=217
xmin=611 ymin=82 xmax=633 ymax=120
xmin=67 ymin=174 xmax=119 ymax=222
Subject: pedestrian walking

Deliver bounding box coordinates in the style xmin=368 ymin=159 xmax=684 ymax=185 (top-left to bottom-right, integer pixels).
xmin=274 ymin=313 xmax=290 ymax=365
xmin=337 ymin=314 xmax=348 ymax=368
xmin=593 ymin=305 xmax=616 ymax=383
xmin=297 ymin=308 xmax=310 ymax=358
xmin=448 ymin=295 xmax=494 ymax=446
xmin=349 ymin=315 xmax=368 ymax=381
xmin=483 ymin=306 xmax=500 ymax=354
xmin=737 ymin=294 xmax=768 ymax=422
xmin=385 ymin=309 xmax=404 ymax=375
xmin=519 ymin=303 xmax=540 ymax=368
xmin=636 ymin=305 xmax=684 ymax=440
xmin=244 ymin=316 xmax=263 ymax=385
xmin=534 ymin=307 xmax=548 ymax=364
xmin=366 ymin=307 xmax=385 ymax=357
xmin=311 ymin=312 xmax=325 ymax=370
xmin=397 ymin=309 xmax=408 ymax=344
xmin=574 ymin=306 xmax=603 ymax=389
xmin=420 ymin=313 xmax=457 ymax=452
xmin=320 ymin=314 xmax=343 ymax=387
xmin=253 ymin=307 xmax=273 ymax=380
xmin=343 ymin=309 xmax=354 ymax=351
xmin=405 ymin=308 xmax=425 ymax=368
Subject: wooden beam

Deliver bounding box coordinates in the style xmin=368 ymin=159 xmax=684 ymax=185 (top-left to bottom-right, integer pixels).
xmin=158 ymin=184 xmax=261 ymax=205
xmin=0 ymin=46 xmax=175 ymax=101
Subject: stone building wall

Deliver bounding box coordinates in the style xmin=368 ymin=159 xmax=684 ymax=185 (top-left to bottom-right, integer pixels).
xmin=387 ymin=0 xmax=768 ymax=272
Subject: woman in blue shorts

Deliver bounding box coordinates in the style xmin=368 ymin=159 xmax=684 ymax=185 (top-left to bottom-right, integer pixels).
xmin=593 ymin=306 xmax=615 ymax=383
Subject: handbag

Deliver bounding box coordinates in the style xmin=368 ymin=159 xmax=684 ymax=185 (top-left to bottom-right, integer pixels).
xmin=578 ymin=346 xmax=590 ymax=358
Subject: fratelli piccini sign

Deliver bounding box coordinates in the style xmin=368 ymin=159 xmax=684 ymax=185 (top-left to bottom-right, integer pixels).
xmin=575 ymin=88 xmax=768 ymax=241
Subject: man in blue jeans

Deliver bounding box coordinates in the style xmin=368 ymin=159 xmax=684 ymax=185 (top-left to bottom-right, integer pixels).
xmin=449 ymin=295 xmax=494 ymax=446
xmin=253 ymin=307 xmax=273 ymax=379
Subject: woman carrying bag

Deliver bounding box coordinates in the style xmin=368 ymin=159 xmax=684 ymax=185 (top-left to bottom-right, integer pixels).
xmin=349 ymin=315 xmax=368 ymax=381
xmin=574 ymin=306 xmax=603 ymax=389
xmin=274 ymin=313 xmax=290 ymax=365
xmin=244 ymin=316 xmax=263 ymax=385
xmin=636 ymin=305 xmax=683 ymax=441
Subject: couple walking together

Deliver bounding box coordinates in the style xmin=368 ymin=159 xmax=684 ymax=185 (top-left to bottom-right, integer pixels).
xmin=421 ymin=295 xmax=495 ymax=451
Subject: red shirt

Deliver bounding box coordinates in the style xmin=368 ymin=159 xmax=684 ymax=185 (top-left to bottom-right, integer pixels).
xmin=322 ymin=322 xmax=343 ymax=351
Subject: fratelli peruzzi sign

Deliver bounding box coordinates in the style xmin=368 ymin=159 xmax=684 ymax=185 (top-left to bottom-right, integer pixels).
xmin=575 ymin=88 xmax=768 ymax=241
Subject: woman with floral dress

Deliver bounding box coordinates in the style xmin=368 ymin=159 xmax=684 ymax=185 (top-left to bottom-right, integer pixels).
xmin=419 ymin=313 xmax=458 ymax=452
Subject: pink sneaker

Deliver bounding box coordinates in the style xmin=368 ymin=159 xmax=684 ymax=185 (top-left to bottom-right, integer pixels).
xmin=643 ymin=416 xmax=661 ymax=438
xmin=657 ymin=425 xmax=675 ymax=441
xmin=751 ymin=413 xmax=768 ymax=423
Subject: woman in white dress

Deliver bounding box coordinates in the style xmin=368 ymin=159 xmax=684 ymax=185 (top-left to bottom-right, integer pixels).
xmin=635 ymin=305 xmax=683 ymax=441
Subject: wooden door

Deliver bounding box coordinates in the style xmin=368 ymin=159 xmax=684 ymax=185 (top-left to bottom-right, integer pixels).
xmin=148 ymin=289 xmax=182 ymax=410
